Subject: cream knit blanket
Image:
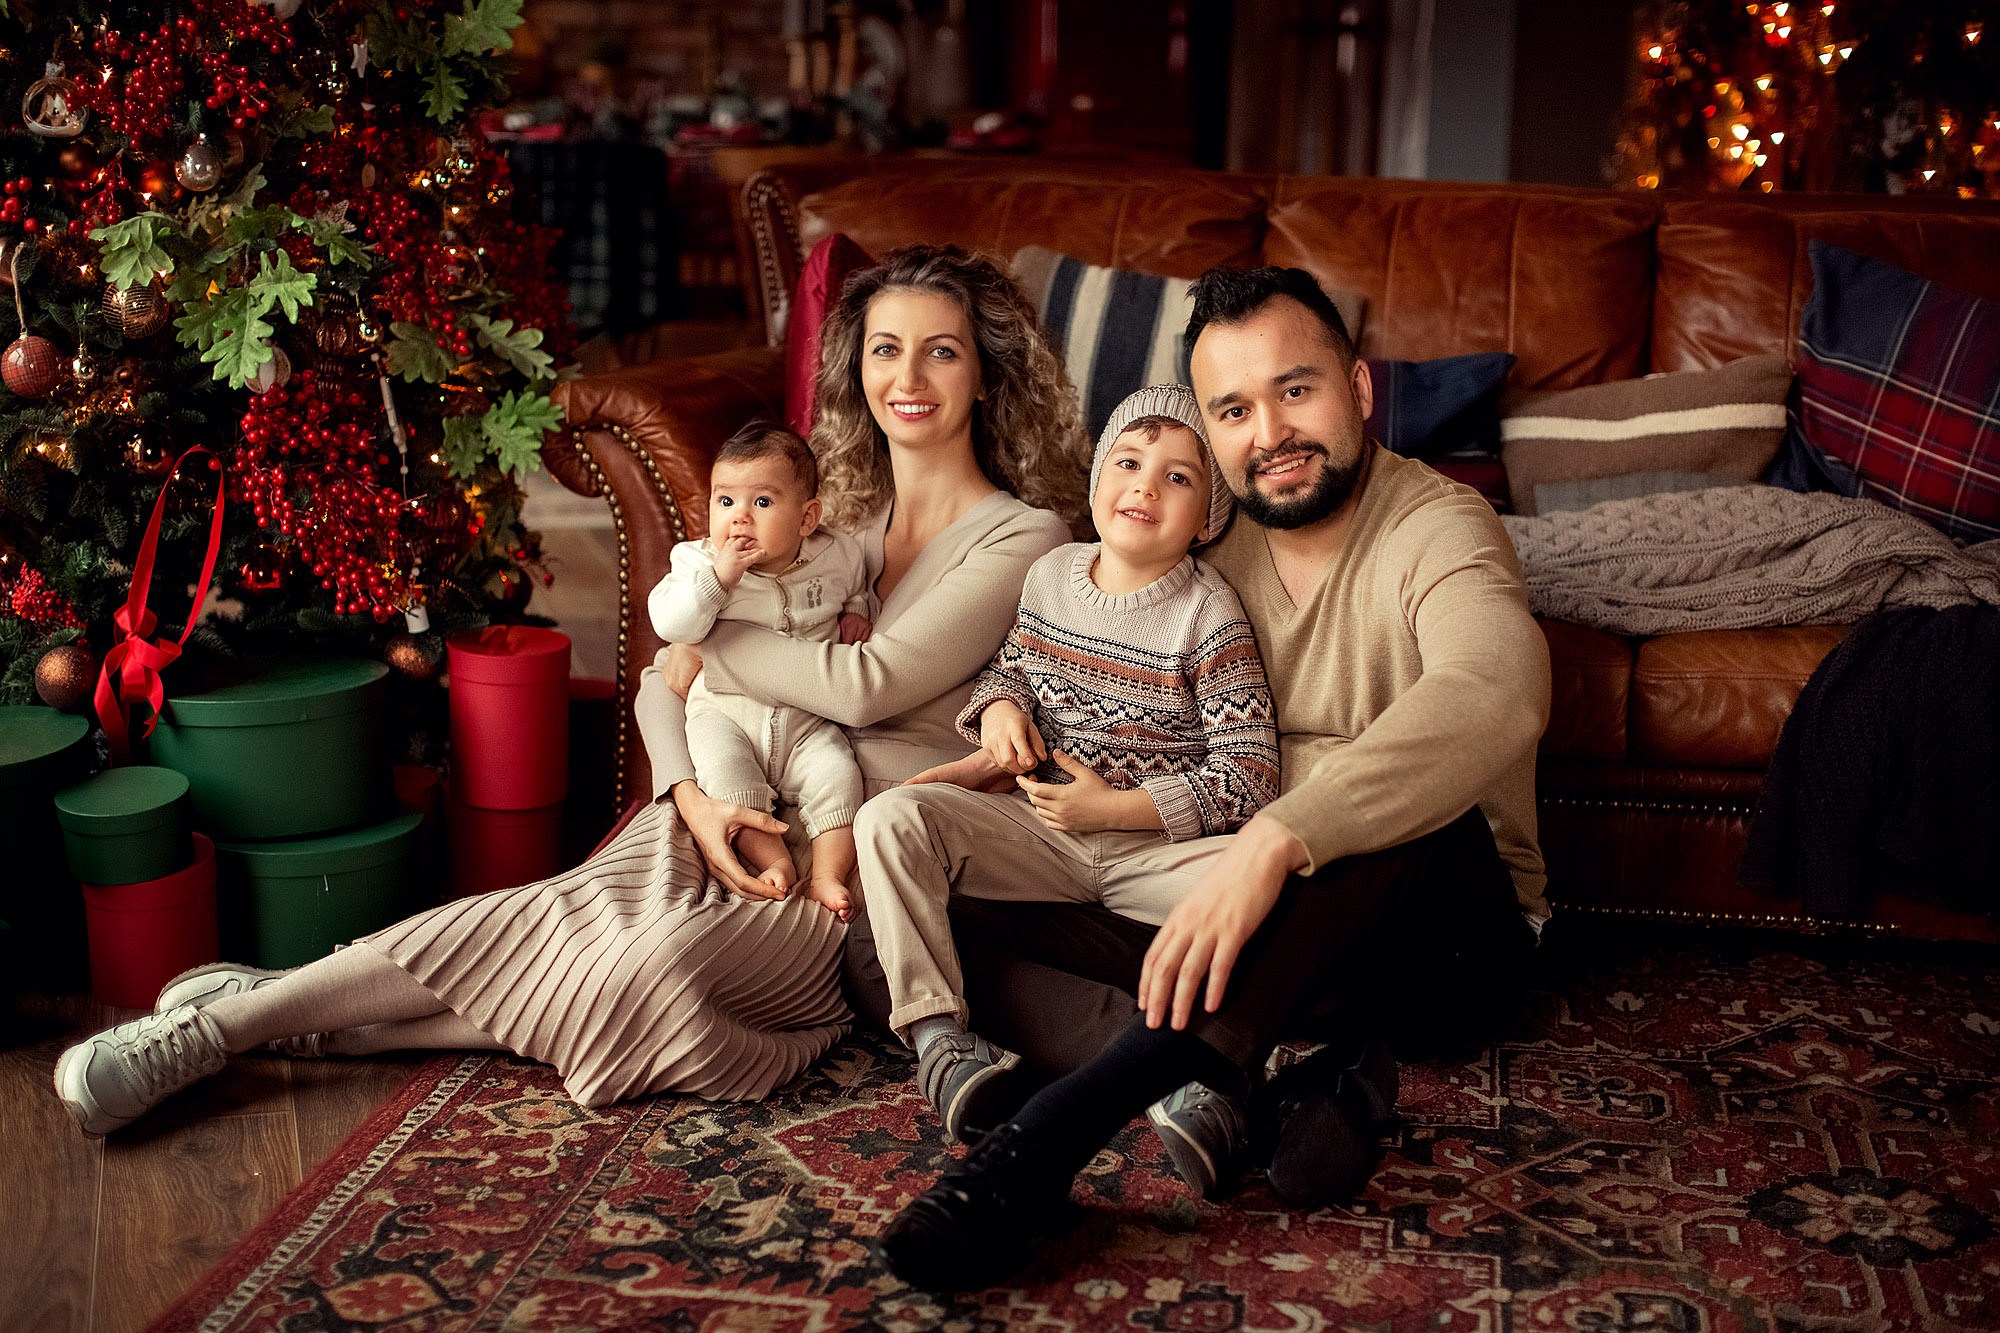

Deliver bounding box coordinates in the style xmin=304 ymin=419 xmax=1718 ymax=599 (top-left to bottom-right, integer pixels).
xmin=1500 ymin=485 xmax=2000 ymax=635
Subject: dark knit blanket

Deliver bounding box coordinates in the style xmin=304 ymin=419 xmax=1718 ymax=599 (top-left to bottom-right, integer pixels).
xmin=1740 ymin=604 xmax=2000 ymax=918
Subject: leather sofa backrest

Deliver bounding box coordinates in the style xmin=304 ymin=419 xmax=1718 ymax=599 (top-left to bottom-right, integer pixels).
xmin=745 ymin=161 xmax=2000 ymax=389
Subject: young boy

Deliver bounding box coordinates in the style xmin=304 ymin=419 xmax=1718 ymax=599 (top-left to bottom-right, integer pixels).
xmin=650 ymin=422 xmax=871 ymax=919
xmin=852 ymin=383 xmax=1280 ymax=1142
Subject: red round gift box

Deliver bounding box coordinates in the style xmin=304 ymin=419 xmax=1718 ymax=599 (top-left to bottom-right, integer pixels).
xmin=81 ymin=833 xmax=220 ymax=1009
xmin=447 ymin=626 xmax=571 ymax=811
xmin=444 ymin=784 xmax=564 ymax=899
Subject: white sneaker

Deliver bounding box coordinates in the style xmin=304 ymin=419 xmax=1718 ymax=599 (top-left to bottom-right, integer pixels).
xmin=53 ymin=1005 xmax=229 ymax=1137
xmin=154 ymin=963 xmax=326 ymax=1059
xmin=155 ymin=962 xmax=288 ymax=1012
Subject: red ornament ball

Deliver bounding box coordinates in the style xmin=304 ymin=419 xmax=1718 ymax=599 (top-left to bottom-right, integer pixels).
xmin=2 ymin=335 xmax=64 ymax=397
xmin=238 ymin=543 xmax=286 ymax=592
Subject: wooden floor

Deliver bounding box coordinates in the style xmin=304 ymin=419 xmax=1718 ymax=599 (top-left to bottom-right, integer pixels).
xmin=0 ymin=990 xmax=426 ymax=1333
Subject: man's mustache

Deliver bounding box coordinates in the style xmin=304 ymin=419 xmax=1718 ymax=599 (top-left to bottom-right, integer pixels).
xmin=1247 ymin=442 xmax=1329 ymax=478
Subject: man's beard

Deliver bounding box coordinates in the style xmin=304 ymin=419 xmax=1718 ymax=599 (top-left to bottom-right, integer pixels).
xmin=1235 ymin=439 xmax=1362 ymax=531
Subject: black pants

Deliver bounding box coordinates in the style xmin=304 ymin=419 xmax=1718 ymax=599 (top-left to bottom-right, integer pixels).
xmin=844 ymin=808 xmax=1534 ymax=1081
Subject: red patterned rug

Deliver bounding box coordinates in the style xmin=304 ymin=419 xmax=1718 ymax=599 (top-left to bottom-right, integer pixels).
xmin=148 ymin=932 xmax=2000 ymax=1332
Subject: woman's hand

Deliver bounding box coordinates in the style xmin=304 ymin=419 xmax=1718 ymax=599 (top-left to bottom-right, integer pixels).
xmin=978 ymin=699 xmax=1046 ymax=774
xmin=658 ymin=643 xmax=705 ymax=700
xmin=670 ymin=780 xmax=790 ymax=900
xmin=903 ymin=751 xmax=1017 ymax=792
xmin=1016 ymin=752 xmax=1162 ymax=834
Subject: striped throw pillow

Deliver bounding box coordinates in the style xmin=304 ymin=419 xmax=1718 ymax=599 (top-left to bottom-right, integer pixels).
xmin=1012 ymin=246 xmax=1366 ymax=441
xmin=1499 ymin=355 xmax=1793 ymax=516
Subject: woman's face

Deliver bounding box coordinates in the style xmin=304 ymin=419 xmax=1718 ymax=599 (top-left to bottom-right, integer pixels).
xmin=859 ymin=287 xmax=984 ymax=457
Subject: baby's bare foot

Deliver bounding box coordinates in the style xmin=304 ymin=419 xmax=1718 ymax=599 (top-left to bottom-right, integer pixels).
xmin=803 ymin=878 xmax=854 ymax=922
xmin=736 ymin=825 xmax=796 ymax=897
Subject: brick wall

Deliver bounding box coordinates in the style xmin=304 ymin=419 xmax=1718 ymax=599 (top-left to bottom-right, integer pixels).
xmin=520 ymin=1 xmax=793 ymax=102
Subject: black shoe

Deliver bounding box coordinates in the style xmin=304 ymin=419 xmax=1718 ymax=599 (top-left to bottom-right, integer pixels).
xmin=1145 ymin=1080 xmax=1252 ymax=1201
xmin=1259 ymin=1034 xmax=1399 ymax=1208
xmin=876 ymin=1122 xmax=1070 ymax=1291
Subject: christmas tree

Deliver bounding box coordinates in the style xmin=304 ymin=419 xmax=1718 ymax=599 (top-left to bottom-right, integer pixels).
xmin=0 ymin=0 xmax=574 ymax=710
xmin=1616 ymin=1 xmax=1999 ymax=197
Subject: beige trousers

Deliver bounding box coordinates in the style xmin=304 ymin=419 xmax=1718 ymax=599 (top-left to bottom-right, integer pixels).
xmin=685 ymin=681 xmax=864 ymax=839
xmin=853 ymin=783 xmax=1230 ymax=1040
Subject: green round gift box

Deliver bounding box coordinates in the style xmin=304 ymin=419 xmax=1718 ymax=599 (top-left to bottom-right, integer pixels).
xmin=149 ymin=658 xmax=390 ymax=841
xmin=214 ymin=811 xmax=426 ymax=968
xmin=54 ymin=765 xmax=194 ymax=886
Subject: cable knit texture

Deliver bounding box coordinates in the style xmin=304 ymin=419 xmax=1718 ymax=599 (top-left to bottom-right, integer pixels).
xmin=1501 ymin=485 xmax=2000 ymax=636
xmin=957 ymin=543 xmax=1280 ymax=842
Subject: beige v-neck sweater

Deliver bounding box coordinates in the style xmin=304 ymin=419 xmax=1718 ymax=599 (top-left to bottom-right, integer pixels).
xmin=1204 ymin=444 xmax=1552 ymax=916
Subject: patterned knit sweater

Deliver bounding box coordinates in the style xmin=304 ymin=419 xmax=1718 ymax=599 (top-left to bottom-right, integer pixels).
xmin=956 ymin=543 xmax=1281 ymax=842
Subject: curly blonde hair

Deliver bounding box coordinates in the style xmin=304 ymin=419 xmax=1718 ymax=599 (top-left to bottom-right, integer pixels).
xmin=810 ymin=244 xmax=1089 ymax=534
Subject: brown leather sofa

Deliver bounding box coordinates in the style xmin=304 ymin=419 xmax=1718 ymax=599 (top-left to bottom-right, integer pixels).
xmin=547 ymin=160 xmax=2000 ymax=944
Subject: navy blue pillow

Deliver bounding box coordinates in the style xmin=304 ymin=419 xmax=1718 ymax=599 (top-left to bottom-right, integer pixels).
xmin=1365 ymin=352 xmax=1517 ymax=461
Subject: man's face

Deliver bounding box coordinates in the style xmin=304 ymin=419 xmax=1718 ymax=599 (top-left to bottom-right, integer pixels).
xmin=1189 ymin=296 xmax=1374 ymax=531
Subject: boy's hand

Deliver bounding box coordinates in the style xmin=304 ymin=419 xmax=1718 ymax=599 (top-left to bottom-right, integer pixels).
xmin=838 ymin=611 xmax=872 ymax=644
xmin=711 ymin=534 xmax=762 ymax=590
xmin=902 ymin=750 xmax=1015 ymax=793
xmin=978 ymin=700 xmax=1046 ymax=775
xmin=1017 ymin=752 xmax=1161 ymax=834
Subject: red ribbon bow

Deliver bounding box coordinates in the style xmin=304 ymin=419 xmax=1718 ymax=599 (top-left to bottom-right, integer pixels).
xmin=94 ymin=447 xmax=228 ymax=764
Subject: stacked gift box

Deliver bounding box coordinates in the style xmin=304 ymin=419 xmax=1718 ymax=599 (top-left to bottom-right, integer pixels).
xmin=444 ymin=626 xmax=572 ymax=898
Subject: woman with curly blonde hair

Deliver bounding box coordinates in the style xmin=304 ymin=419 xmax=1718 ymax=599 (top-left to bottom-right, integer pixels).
xmin=53 ymin=245 xmax=1083 ymax=1140
xmin=812 ymin=244 xmax=1089 ymax=535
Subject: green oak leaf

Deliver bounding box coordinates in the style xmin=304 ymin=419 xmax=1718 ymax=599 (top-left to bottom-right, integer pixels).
xmin=90 ymin=214 xmax=177 ymax=291
xmin=385 ymin=322 xmax=456 ymax=384
xmin=273 ymin=104 xmax=336 ymax=138
xmin=246 ymin=250 xmax=317 ymax=323
xmin=422 ymin=64 xmax=469 ymax=122
xmin=443 ymin=0 xmax=523 ymax=56
xmin=204 ymin=309 xmax=278 ymax=386
xmin=299 ymin=215 xmax=370 ymax=268
xmin=185 ymin=166 xmax=268 ymax=239
xmin=465 ymin=314 xmax=555 ymax=380
xmin=480 ymin=390 xmax=563 ymax=475
xmin=438 ymin=414 xmax=487 ymax=479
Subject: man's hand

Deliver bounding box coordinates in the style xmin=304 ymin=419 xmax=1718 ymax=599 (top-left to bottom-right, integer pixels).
xmin=1016 ymin=752 xmax=1160 ymax=834
xmin=838 ymin=611 xmax=873 ymax=644
xmin=1137 ymin=815 xmax=1310 ymax=1031
xmin=658 ymin=643 xmax=704 ymax=700
xmin=711 ymin=534 xmax=762 ymax=590
xmin=978 ymin=699 xmax=1046 ymax=774
xmin=903 ymin=751 xmax=1016 ymax=792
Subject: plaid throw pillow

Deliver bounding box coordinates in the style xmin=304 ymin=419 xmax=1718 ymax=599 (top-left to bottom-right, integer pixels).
xmin=1784 ymin=242 xmax=2000 ymax=543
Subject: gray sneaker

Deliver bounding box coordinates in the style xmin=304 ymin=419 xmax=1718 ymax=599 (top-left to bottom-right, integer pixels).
xmin=915 ymin=1030 xmax=1022 ymax=1145
xmin=53 ymin=1005 xmax=229 ymax=1137
xmin=154 ymin=963 xmax=326 ymax=1059
xmin=1146 ymin=1080 xmax=1251 ymax=1201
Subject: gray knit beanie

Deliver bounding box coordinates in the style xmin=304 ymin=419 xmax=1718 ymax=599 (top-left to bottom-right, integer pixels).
xmin=1089 ymin=383 xmax=1234 ymax=545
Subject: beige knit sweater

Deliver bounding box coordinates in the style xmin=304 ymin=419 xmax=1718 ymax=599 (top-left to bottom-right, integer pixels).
xmin=1205 ymin=445 xmax=1552 ymax=915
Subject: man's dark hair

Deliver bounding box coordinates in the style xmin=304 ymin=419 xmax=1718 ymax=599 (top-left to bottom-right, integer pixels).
xmin=1183 ymin=265 xmax=1357 ymax=365
xmin=716 ymin=420 xmax=818 ymax=494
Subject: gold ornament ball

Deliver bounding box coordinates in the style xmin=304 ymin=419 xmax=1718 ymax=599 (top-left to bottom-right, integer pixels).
xmin=383 ymin=631 xmax=445 ymax=681
xmin=102 ymin=283 xmax=170 ymax=339
xmin=174 ymin=138 xmax=225 ymax=192
xmin=125 ymin=428 xmax=174 ymax=477
xmin=34 ymin=642 xmax=99 ymax=712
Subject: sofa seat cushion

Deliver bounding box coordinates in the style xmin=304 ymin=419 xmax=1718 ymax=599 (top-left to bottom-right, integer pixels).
xmin=1629 ymin=626 xmax=1849 ymax=768
xmin=1538 ymin=618 xmax=1631 ymax=760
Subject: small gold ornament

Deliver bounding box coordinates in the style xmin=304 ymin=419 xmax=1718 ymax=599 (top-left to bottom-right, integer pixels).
xmin=69 ymin=349 xmax=99 ymax=385
xmin=124 ymin=428 xmax=174 ymax=476
xmin=383 ymin=631 xmax=445 ymax=681
xmin=102 ymin=282 xmax=170 ymax=338
xmin=34 ymin=642 xmax=100 ymax=711
xmin=22 ymin=63 xmax=87 ymax=138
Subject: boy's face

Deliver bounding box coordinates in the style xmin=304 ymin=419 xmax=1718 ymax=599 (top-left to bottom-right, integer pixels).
xmin=708 ymin=456 xmax=819 ymax=571
xmin=1091 ymin=424 xmax=1211 ymax=566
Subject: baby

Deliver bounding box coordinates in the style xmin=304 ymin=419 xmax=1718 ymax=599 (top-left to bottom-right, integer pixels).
xmin=852 ymin=383 xmax=1281 ymax=1141
xmin=649 ymin=422 xmax=870 ymax=919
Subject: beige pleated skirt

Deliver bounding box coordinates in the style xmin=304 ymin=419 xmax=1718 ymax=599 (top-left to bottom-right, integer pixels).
xmin=363 ymin=798 xmax=850 ymax=1108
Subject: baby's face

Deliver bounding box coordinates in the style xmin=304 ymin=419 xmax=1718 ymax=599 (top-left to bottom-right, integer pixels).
xmin=1092 ymin=424 xmax=1211 ymax=565
xmin=708 ymin=456 xmax=818 ymax=570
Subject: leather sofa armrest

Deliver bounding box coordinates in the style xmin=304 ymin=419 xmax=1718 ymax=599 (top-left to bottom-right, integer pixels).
xmin=546 ymin=345 xmax=786 ymax=809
